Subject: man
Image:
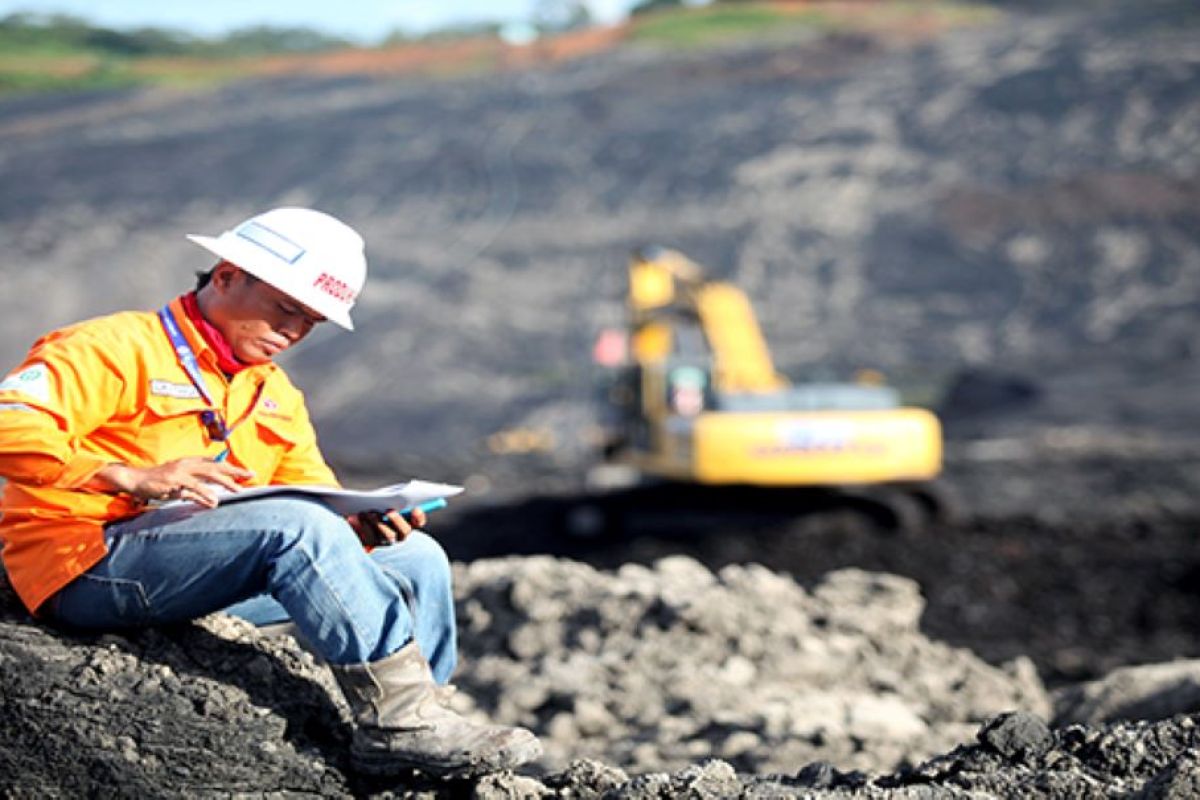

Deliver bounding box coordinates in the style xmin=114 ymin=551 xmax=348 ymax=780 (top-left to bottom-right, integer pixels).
xmin=0 ymin=207 xmax=541 ymax=778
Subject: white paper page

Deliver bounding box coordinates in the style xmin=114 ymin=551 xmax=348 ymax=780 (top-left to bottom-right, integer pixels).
xmin=160 ymin=480 xmax=463 ymax=516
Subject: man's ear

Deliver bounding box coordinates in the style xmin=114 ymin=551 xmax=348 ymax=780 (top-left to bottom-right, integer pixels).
xmin=210 ymin=261 xmax=242 ymax=292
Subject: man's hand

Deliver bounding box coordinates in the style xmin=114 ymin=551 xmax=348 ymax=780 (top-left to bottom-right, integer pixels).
xmin=347 ymin=506 xmax=426 ymax=547
xmin=89 ymin=458 xmax=254 ymax=508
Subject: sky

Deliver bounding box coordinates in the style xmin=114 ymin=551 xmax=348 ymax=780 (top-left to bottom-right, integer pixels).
xmin=0 ymin=0 xmax=638 ymax=41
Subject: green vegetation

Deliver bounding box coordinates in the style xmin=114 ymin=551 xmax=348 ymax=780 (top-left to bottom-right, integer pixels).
xmin=630 ymin=5 xmax=802 ymax=47
xmin=629 ymin=1 xmax=998 ymax=49
xmin=0 ymin=3 xmax=1001 ymax=96
xmin=0 ymin=13 xmax=352 ymax=94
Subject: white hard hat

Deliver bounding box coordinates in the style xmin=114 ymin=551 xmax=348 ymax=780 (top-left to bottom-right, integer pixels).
xmin=187 ymin=207 xmax=367 ymax=330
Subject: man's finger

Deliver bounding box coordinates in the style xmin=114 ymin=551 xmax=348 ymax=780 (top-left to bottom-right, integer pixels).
xmin=353 ymin=511 xmax=394 ymax=545
xmin=182 ymin=483 xmax=221 ymax=509
xmin=217 ymin=464 xmax=255 ymax=481
xmin=382 ymin=509 xmax=412 ymax=542
xmin=409 ymin=507 xmax=427 ymax=529
xmin=373 ymin=513 xmax=398 ymax=544
xmin=196 ymin=464 xmax=254 ymax=492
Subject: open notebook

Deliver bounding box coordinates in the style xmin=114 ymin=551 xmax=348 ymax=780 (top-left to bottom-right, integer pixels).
xmin=160 ymin=480 xmax=463 ymax=517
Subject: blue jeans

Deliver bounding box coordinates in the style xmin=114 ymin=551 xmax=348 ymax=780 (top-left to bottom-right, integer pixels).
xmin=46 ymin=497 xmax=457 ymax=681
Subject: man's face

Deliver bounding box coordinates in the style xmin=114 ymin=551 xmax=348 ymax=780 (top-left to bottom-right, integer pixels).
xmin=205 ymin=264 xmax=326 ymax=364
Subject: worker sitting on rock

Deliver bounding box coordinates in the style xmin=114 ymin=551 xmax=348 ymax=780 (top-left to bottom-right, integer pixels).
xmin=0 ymin=207 xmax=541 ymax=778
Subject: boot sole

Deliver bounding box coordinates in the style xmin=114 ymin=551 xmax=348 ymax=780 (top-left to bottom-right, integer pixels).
xmin=350 ymin=738 xmax=543 ymax=780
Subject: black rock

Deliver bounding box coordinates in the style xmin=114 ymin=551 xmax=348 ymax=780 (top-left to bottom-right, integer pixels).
xmin=978 ymin=711 xmax=1054 ymax=764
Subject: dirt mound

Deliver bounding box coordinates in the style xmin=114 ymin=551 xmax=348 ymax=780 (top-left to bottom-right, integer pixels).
xmin=6 ymin=553 xmax=1200 ymax=797
xmin=0 ymin=587 xmax=355 ymax=795
xmin=1053 ymin=660 xmax=1200 ymax=728
xmin=450 ymin=557 xmax=1047 ymax=775
xmin=0 ymin=554 xmax=1045 ymax=796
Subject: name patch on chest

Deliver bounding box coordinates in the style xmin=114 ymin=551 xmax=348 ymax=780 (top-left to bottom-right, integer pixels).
xmin=150 ymin=379 xmax=201 ymax=399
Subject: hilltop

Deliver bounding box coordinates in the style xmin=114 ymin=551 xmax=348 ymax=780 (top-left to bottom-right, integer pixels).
xmin=0 ymin=3 xmax=993 ymax=93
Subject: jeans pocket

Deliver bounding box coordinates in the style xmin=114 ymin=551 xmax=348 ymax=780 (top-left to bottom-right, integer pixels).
xmin=53 ymin=573 xmax=152 ymax=629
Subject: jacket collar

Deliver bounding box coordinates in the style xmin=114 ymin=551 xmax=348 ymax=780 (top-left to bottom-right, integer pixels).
xmin=166 ymin=295 xmax=276 ymax=380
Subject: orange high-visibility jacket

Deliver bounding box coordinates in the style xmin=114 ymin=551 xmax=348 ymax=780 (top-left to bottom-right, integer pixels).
xmin=0 ymin=295 xmax=338 ymax=614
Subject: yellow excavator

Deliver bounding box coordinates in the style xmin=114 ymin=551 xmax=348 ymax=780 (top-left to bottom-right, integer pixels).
xmin=587 ymin=246 xmax=949 ymax=532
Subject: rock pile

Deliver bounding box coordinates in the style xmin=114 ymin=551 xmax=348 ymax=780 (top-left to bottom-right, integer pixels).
xmin=0 ymin=572 xmax=355 ymax=795
xmin=450 ymin=556 xmax=1048 ymax=775
xmin=7 ymin=547 xmax=1200 ymax=797
xmin=1 ymin=554 xmax=1049 ymax=796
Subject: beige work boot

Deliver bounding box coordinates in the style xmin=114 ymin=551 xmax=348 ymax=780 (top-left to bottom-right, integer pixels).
xmin=330 ymin=642 xmax=542 ymax=778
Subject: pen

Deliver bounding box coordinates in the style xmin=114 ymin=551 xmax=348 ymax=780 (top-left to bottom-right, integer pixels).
xmin=213 ymin=449 xmax=230 ymax=463
xmin=373 ymin=498 xmax=448 ymax=545
xmin=402 ymin=498 xmax=447 ymax=515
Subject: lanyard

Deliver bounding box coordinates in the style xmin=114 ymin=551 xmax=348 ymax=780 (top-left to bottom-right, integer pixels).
xmin=157 ymin=304 xmax=263 ymax=446
xmin=158 ymin=304 xmax=217 ymax=406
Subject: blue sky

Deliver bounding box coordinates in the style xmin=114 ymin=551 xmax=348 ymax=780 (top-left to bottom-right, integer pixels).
xmin=0 ymin=0 xmax=637 ymax=41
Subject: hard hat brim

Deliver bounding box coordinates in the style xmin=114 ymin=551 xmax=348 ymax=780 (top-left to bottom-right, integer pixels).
xmin=187 ymin=233 xmax=355 ymax=331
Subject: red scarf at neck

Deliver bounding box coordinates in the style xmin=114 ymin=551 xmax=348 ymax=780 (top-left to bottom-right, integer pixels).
xmin=180 ymin=292 xmax=248 ymax=375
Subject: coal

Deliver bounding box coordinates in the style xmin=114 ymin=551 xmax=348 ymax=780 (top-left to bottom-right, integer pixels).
xmin=5 ymin=556 xmax=1200 ymax=798
xmin=1 ymin=0 xmax=1199 ymax=796
xmin=977 ymin=712 xmax=1054 ymax=763
xmin=448 ymin=558 xmax=1049 ymax=775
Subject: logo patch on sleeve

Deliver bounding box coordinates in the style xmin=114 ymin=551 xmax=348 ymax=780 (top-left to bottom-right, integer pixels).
xmin=0 ymin=363 xmax=51 ymax=403
xmin=150 ymin=379 xmax=201 ymax=399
